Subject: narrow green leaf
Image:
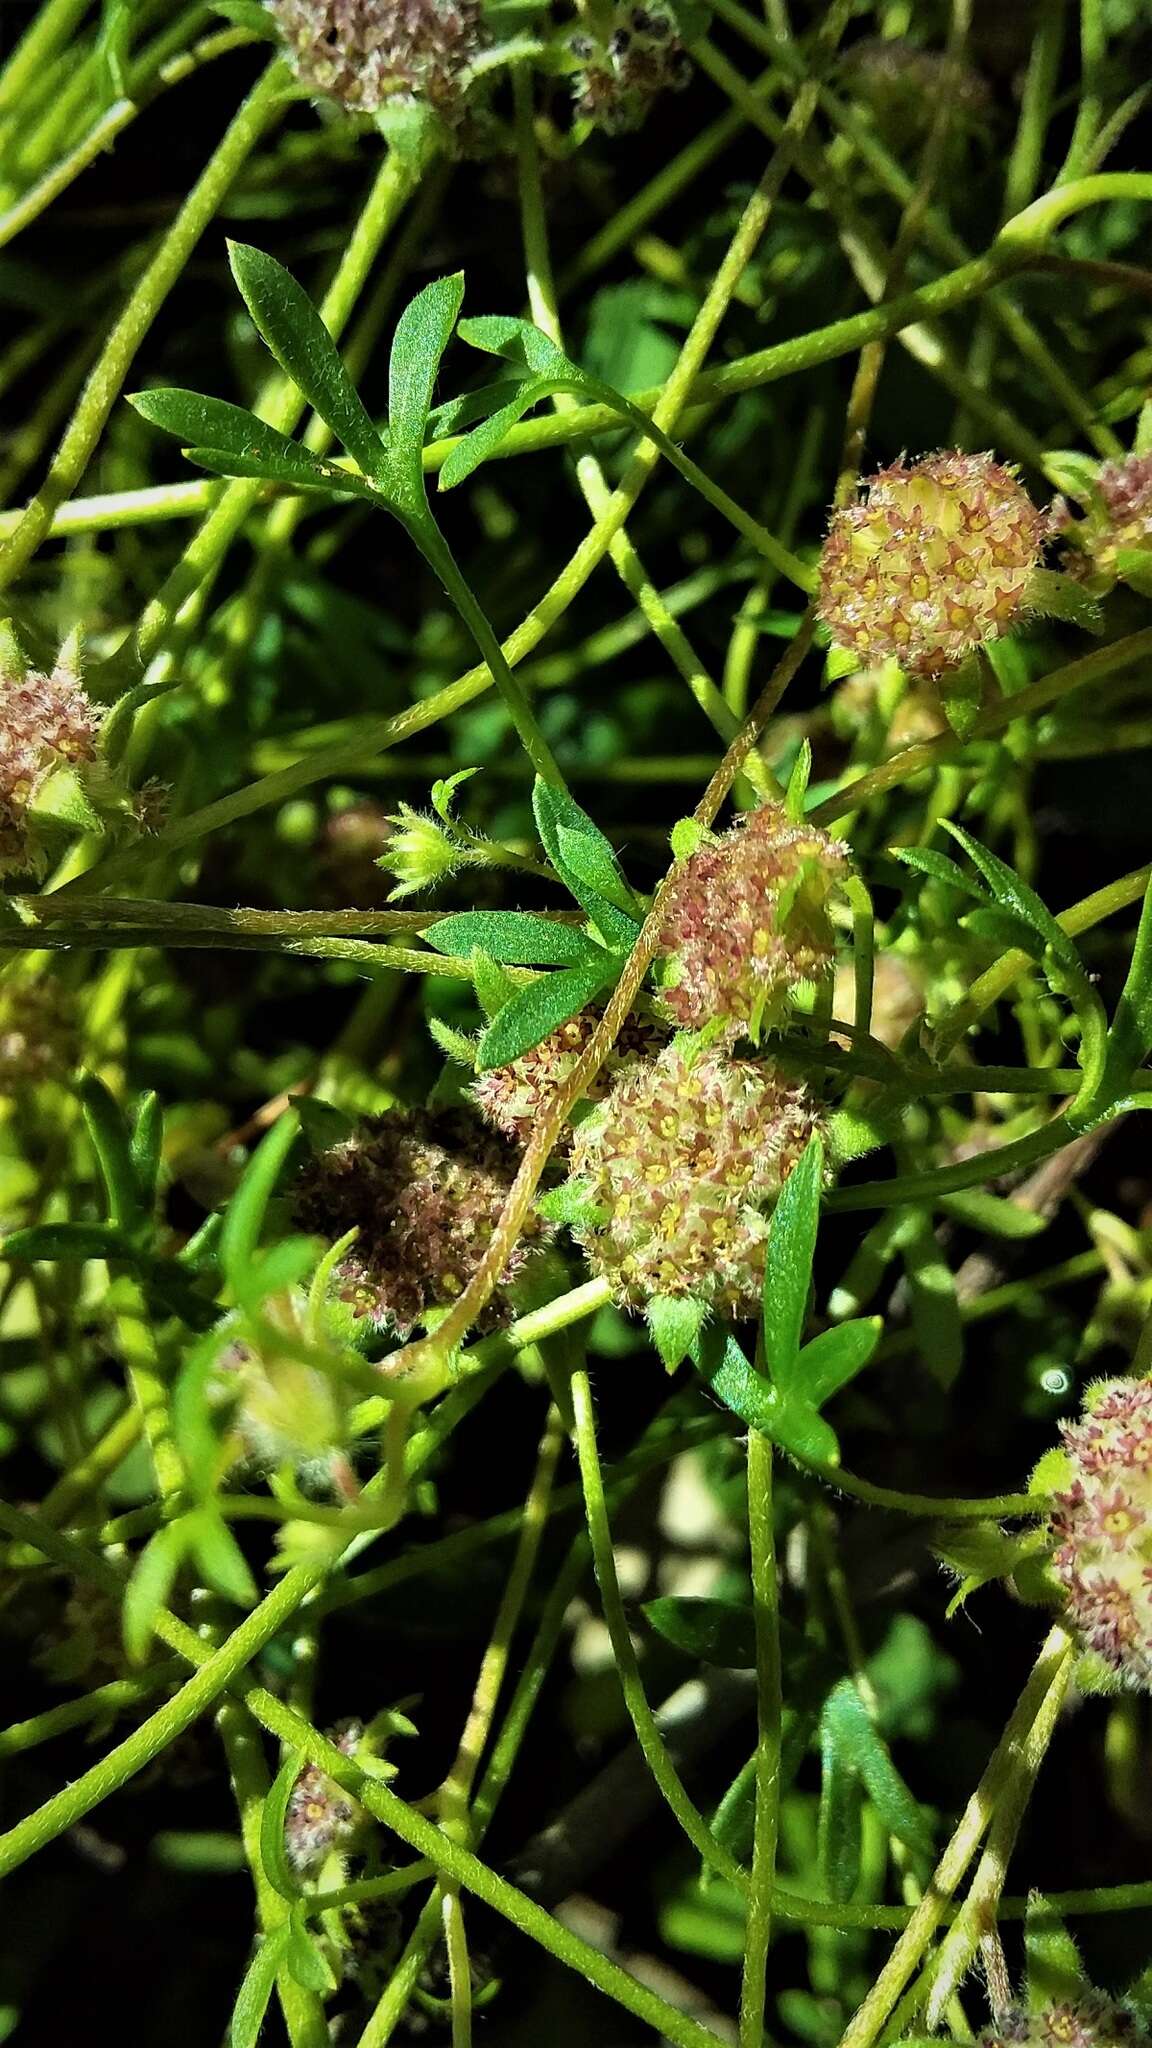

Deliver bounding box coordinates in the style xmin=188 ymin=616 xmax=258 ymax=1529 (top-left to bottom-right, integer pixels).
xmin=1103 ymin=871 xmax=1152 ymax=1090
xmin=229 ymin=1925 xmax=292 ymax=2048
xmin=796 ymin=1317 xmax=881 ymax=1408
xmin=79 ymin=1071 xmax=140 ymax=1228
xmin=1024 ymin=1896 xmax=1086 ymax=2007
xmin=945 ymin=826 xmax=1084 ymax=976
xmin=387 ymin=272 xmax=466 ymax=499
xmin=284 ymin=1907 xmax=337 ymax=1993
xmin=766 ymin=1397 xmax=841 ymax=1467
xmin=260 ymin=1751 xmax=304 ymax=1902
xmin=438 ymin=379 xmax=552 ymax=490
xmin=227 ymin=242 xmax=386 ymax=480
xmin=476 ymin=958 xmax=613 ymax=1070
xmin=130 ymin=1092 xmax=163 ymax=1211
xmin=183 ymin=442 xmax=380 ymax=502
xmin=693 ymin=1327 xmax=840 ymax=1464
xmin=1 ymin=1220 xmax=139 ymax=1263
xmin=646 ymin=1293 xmax=706 ymax=1372
xmin=761 ymin=1136 xmax=824 ymax=1387
xmin=470 ymin=946 xmax=518 ymax=1021
xmin=427 ymin=376 xmax=536 ymax=441
xmin=532 ymin=777 xmax=642 ymax=947
xmin=785 ymin=740 xmax=812 ymax=822
xmin=123 ymin=1519 xmax=190 ymax=1664
xmin=457 ymin=313 xmax=580 ymax=381
xmin=1026 ymin=567 xmax=1105 ymax=635
xmin=425 ymin=910 xmax=598 ymax=967
xmin=554 ymin=824 xmax=642 ymax=919
xmin=936 ymin=1189 xmax=1048 ymax=1239
xmin=820 ymin=1678 xmax=933 ymax=1858
xmin=889 ymin=845 xmax=987 ymax=900
xmin=643 ymin=1596 xmax=755 ymax=1667
xmin=129 ymin=388 xmax=352 ymax=495
xmin=818 ymin=1727 xmax=864 ymax=1902
xmin=188 ymin=1507 xmax=258 ymax=1610
xmin=220 ymin=1111 xmax=302 ymax=1293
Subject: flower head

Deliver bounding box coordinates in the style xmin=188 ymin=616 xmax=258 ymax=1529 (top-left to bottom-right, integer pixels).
xmin=471 ymin=1003 xmax=670 ymax=1146
xmin=980 ymin=1998 xmax=1146 ymax=2048
xmin=1046 ymin=1376 xmax=1152 ymax=1687
xmin=268 ymin=0 xmax=484 ymax=122
xmin=1 ymin=646 xmax=102 ymax=877
xmin=657 ymin=802 xmax=850 ymax=1038
xmin=817 ymin=452 xmax=1046 ymax=677
xmin=293 ymin=1106 xmax=550 ymax=1335
xmin=0 ymin=977 xmax=78 ymax=1091
xmin=568 ymin=1045 xmax=821 ymax=1314
xmin=570 ymin=3 xmax=692 ymax=134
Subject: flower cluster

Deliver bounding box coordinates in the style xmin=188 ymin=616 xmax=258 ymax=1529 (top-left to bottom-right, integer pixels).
xmin=570 ymin=4 xmax=692 ymax=134
xmin=1047 ymin=1377 xmax=1152 ymax=1688
xmin=0 ymin=648 xmax=102 ymax=877
xmin=1058 ymin=453 xmax=1152 ymax=589
xmin=817 ymin=452 xmax=1046 ymax=677
xmin=657 ymin=802 xmax=850 ymax=1037
xmin=568 ymin=1045 xmax=821 ymax=1314
xmin=980 ymin=1997 xmax=1147 ymax=2048
xmin=472 ymin=1003 xmax=669 ymax=1145
xmin=293 ymin=1106 xmax=550 ymax=1335
xmin=285 ymin=1721 xmax=367 ymax=1875
xmin=268 ymin=0 xmax=484 ymax=122
xmin=843 ymin=38 xmax=990 ymax=150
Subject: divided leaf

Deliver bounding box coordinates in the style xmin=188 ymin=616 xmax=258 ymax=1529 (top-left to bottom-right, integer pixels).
xmin=228 ymin=242 xmax=387 ymax=481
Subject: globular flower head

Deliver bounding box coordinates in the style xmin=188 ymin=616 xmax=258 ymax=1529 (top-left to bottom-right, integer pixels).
xmin=657 ymin=802 xmax=851 ymax=1038
xmin=1057 ymin=454 xmax=1152 ymax=589
xmin=981 ymin=1997 xmax=1147 ymax=2048
xmin=285 ymin=1720 xmax=367 ymax=1874
xmin=818 ymin=452 xmax=1046 ymax=677
xmin=472 ymin=1004 xmax=670 ymax=1146
xmin=570 ymin=4 xmax=692 ymax=134
xmin=293 ymin=1106 xmax=550 ymax=1335
xmin=1 ymin=644 xmax=102 ymax=877
xmin=567 ymin=1045 xmax=821 ymax=1315
xmin=1046 ymin=1377 xmax=1152 ymax=1688
xmin=843 ymin=38 xmax=990 ymax=152
xmin=268 ymin=0 xmax=484 ymax=122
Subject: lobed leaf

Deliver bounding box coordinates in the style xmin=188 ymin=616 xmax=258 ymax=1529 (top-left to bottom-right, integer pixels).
xmin=228 ymin=243 xmax=387 ymax=481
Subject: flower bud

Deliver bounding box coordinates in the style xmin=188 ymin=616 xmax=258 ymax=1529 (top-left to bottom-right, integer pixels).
xmin=657 ymin=801 xmax=850 ymax=1038
xmin=817 ymin=452 xmax=1046 ymax=677
xmin=218 ymin=1289 xmax=355 ymax=1485
xmin=293 ymin=1106 xmax=551 ymax=1335
xmin=1046 ymin=1377 xmax=1152 ymax=1687
xmin=376 ymin=803 xmax=460 ymax=900
xmin=568 ymin=1045 xmax=821 ymax=1315
xmin=980 ymin=1997 xmax=1147 ymax=2048
xmin=0 ymin=645 xmax=102 ymax=877
xmin=268 ymin=0 xmax=484 ymax=122
xmin=571 ymin=4 xmax=693 ymax=134
xmin=471 ymin=1003 xmax=670 ymax=1145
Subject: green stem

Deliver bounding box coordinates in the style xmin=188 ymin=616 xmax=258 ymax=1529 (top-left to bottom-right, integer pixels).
xmin=741 ymin=1427 xmax=782 ymax=2048
xmin=568 ymin=1366 xmax=744 ymax=1886
xmin=0 ymin=60 xmax=287 ymax=594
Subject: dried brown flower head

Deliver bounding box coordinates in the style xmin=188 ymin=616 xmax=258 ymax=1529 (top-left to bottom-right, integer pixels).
xmin=293 ymin=1106 xmax=550 ymax=1335
xmin=818 ymin=452 xmax=1046 ymax=677
xmin=980 ymin=1998 xmax=1147 ymax=2048
xmin=471 ymin=1003 xmax=670 ymax=1145
xmin=570 ymin=3 xmax=692 ymax=133
xmin=268 ymin=0 xmax=484 ymax=120
xmin=657 ymin=802 xmax=850 ymax=1038
xmin=568 ymin=1045 xmax=821 ymax=1314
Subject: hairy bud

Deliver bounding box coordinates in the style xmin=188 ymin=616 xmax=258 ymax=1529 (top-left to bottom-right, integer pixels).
xmin=218 ymin=1288 xmax=356 ymax=1488
xmin=0 ymin=647 xmax=102 ymax=877
xmin=657 ymin=802 xmax=850 ymax=1038
xmin=980 ymin=1997 xmax=1148 ymax=2048
xmin=471 ymin=1004 xmax=669 ymax=1145
xmin=1047 ymin=1377 xmax=1152 ymax=1688
xmin=268 ymin=0 xmax=484 ymax=121
xmin=570 ymin=4 xmax=692 ymax=134
xmin=568 ymin=1045 xmax=821 ymax=1314
xmin=293 ymin=1106 xmax=551 ymax=1334
xmin=818 ymin=453 xmax=1046 ymax=677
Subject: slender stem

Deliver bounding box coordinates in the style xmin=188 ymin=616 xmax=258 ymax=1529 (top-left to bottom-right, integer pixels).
xmin=569 ymin=1366 xmax=744 ymax=1885
xmin=0 ymin=60 xmax=287 ymax=593
xmin=740 ymin=1427 xmax=782 ymax=2047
